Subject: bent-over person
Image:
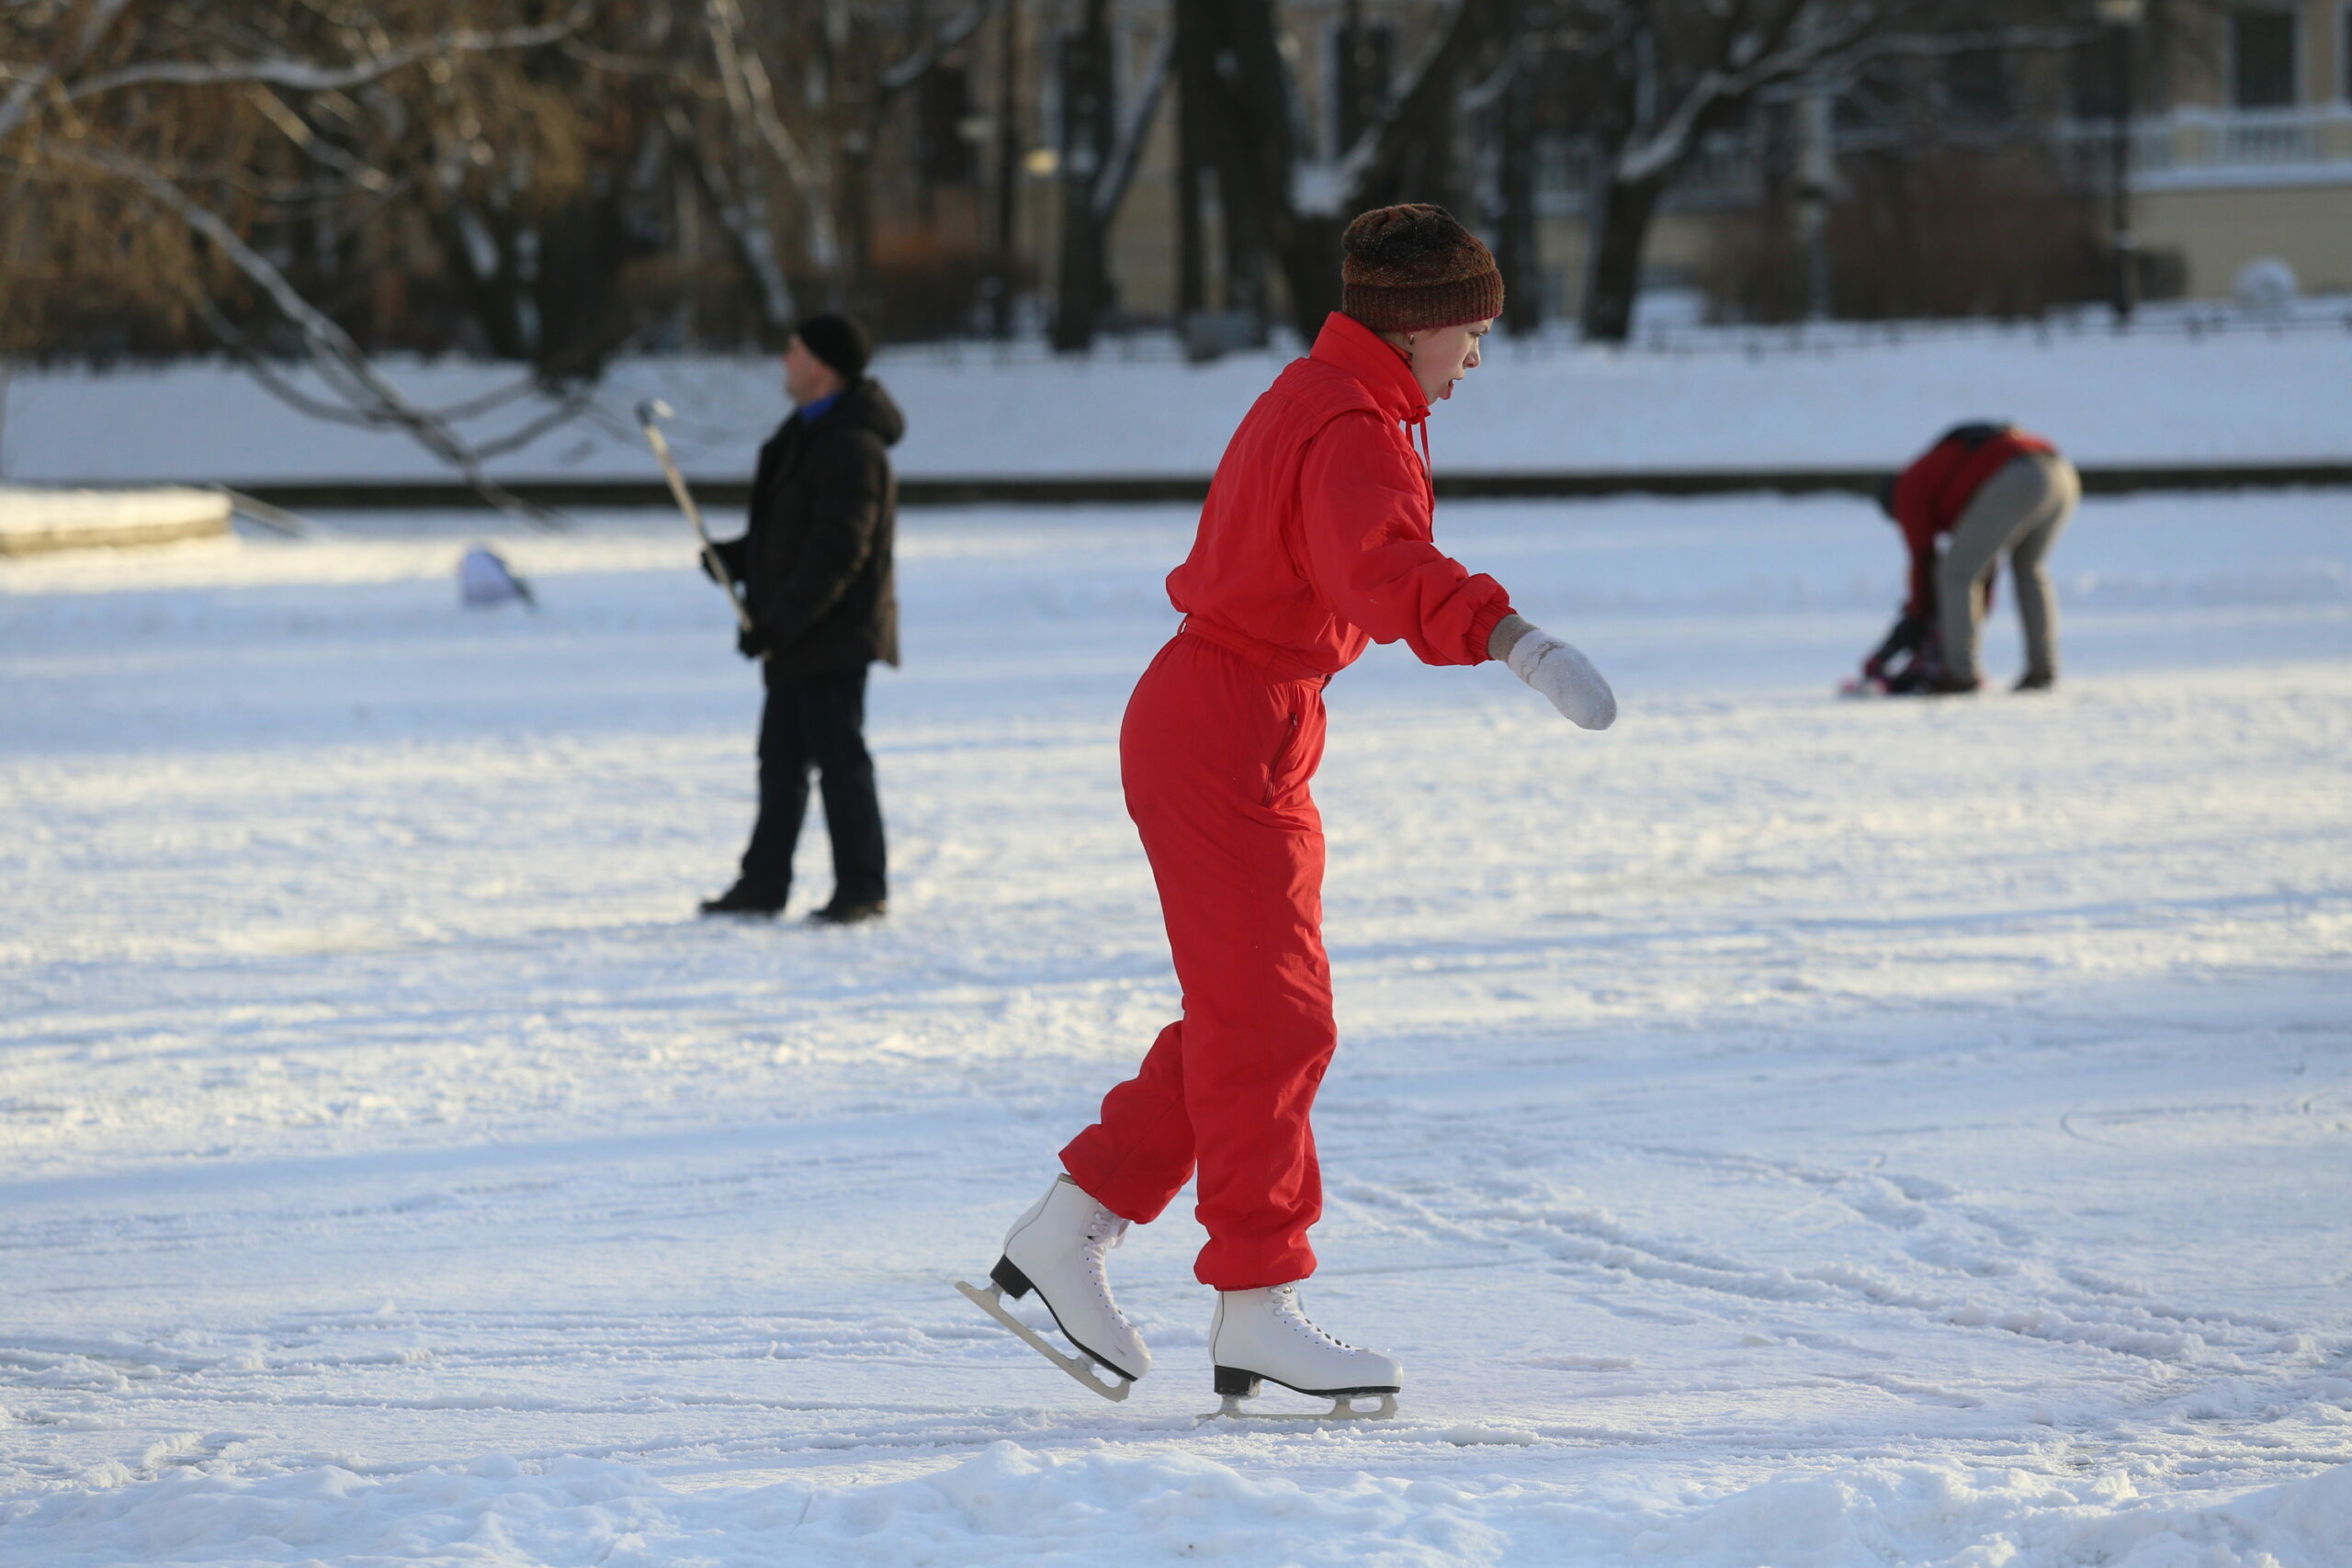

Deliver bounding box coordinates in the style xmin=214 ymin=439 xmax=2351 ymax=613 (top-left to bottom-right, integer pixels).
xmin=1873 ymin=423 xmax=2080 ymax=694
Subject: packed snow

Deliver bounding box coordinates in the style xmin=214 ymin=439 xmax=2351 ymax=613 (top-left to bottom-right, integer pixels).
xmin=0 ymin=486 xmax=230 ymax=555
xmin=2 ymin=489 xmax=2348 ymax=1565
xmin=4 ymin=320 xmax=2349 ymax=489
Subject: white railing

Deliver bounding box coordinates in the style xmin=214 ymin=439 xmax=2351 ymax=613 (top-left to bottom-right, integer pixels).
xmin=1534 ymin=106 xmax=2352 ymax=214
xmin=2052 ymin=105 xmax=2352 ymax=179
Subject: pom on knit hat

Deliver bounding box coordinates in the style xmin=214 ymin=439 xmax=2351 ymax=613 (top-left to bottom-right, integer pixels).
xmin=1340 ymin=204 xmax=1503 ymax=333
xmin=793 ymin=312 xmax=871 ymax=382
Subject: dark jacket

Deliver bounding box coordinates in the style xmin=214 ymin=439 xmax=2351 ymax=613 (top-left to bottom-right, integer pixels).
xmin=714 ymin=378 xmax=904 ymax=672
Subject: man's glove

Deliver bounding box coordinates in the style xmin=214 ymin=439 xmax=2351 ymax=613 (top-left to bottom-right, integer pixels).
xmin=736 ymin=622 xmax=772 ymax=660
xmin=1865 ymin=614 xmax=1928 ymax=675
xmin=1505 ymin=625 xmax=1616 ymax=730
xmin=701 ymin=537 xmax=748 ymax=585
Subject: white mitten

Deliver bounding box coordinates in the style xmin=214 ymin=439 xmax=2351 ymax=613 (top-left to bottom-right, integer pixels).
xmin=1505 ymin=626 xmax=1616 ymax=730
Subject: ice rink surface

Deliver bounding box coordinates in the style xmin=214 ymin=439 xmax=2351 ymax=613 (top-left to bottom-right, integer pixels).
xmin=2 ymin=492 xmax=2347 ymax=1564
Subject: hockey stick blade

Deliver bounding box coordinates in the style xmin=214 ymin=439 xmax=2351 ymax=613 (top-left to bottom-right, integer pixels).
xmin=954 ymin=1279 xmax=1133 ymax=1402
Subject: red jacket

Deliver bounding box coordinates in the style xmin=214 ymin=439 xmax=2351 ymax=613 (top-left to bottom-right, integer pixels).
xmin=1891 ymin=425 xmax=2057 ymax=618
xmin=1166 ymin=312 xmax=1514 ymax=677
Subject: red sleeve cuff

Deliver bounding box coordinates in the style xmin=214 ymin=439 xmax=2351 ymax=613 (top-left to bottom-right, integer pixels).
xmin=1467 ymin=589 xmax=1515 ymax=664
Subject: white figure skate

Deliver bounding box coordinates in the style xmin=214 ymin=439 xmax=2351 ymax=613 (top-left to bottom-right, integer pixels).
xmin=1204 ymin=1283 xmax=1402 ymax=1420
xmin=956 ymin=1175 xmax=1149 ymax=1402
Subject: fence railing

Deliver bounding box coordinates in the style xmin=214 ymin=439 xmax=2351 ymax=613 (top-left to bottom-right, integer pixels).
xmin=1535 ymin=105 xmax=2352 ymax=213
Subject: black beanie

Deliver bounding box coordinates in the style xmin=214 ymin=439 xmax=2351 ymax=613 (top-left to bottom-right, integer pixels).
xmin=794 ymin=313 xmax=870 ymax=382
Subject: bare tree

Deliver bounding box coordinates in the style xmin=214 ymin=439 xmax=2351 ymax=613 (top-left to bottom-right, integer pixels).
xmin=1051 ymin=2 xmax=1172 ymax=352
xmin=1175 ymin=0 xmax=1521 ymax=344
xmin=2 ymin=1 xmax=609 ymax=514
xmin=0 ymin=0 xmax=1012 ymax=500
xmin=1557 ymin=0 xmax=1920 ymax=343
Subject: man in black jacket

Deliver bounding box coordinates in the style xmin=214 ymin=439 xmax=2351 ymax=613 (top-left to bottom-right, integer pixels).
xmin=700 ymin=313 xmax=904 ymax=924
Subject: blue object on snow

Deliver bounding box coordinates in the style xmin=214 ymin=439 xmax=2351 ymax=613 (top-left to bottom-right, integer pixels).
xmin=458 ymin=546 xmax=536 ymax=609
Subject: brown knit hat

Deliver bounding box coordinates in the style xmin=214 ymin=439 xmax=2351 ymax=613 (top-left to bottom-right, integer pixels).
xmin=1340 ymin=204 xmax=1503 ymax=332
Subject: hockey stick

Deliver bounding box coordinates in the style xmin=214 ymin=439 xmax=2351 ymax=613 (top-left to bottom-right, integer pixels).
xmin=634 ymin=399 xmax=757 ymax=638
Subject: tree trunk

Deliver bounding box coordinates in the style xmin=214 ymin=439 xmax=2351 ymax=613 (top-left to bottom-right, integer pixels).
xmin=1496 ymin=64 xmax=1541 ymax=335
xmin=1051 ymin=0 xmax=1114 ymax=353
xmin=1579 ymin=170 xmax=1666 ymax=343
xmin=990 ymin=0 xmax=1022 ymax=338
xmin=1175 ymin=0 xmax=1207 ymax=322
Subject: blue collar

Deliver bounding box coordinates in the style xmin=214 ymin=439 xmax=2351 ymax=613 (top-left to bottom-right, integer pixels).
xmin=797 ymin=389 xmax=844 ymax=424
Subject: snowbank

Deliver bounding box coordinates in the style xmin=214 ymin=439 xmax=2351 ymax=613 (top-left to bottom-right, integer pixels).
xmin=0 ymin=485 xmax=229 ymax=555
xmin=4 ymin=324 xmax=2348 ymax=488
xmin=6 ymin=1446 xmax=2349 ymax=1567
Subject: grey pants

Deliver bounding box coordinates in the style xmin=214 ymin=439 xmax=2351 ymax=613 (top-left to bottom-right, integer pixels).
xmin=1938 ymin=451 xmax=2080 ymax=683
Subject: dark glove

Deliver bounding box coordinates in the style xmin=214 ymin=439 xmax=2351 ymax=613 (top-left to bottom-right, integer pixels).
xmin=735 ymin=621 xmax=772 ymax=660
xmin=1865 ymin=614 xmax=1928 ymax=675
xmin=701 ymin=537 xmax=747 ymax=584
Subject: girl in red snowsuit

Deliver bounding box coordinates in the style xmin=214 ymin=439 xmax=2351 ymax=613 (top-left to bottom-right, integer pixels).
xmin=979 ymin=206 xmax=1613 ymax=1407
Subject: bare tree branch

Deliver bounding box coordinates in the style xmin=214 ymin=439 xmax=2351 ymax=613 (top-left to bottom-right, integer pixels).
xmin=663 ymin=97 xmax=797 ymax=328
xmin=878 ymin=0 xmax=1001 ymax=95
xmin=53 ymin=144 xmax=565 ymax=525
xmin=0 ymin=0 xmax=134 ymax=143
xmin=1294 ymin=0 xmax=1497 ymax=217
xmin=62 ymin=4 xmax=596 ymax=103
xmin=1615 ymin=1 xmax=1890 ymax=184
xmin=244 ymin=85 xmax=393 ymax=190
xmin=1091 ymin=22 xmax=1173 ymax=225
xmin=705 ymin=0 xmax=842 ymax=276
xmin=1457 ymin=32 xmax=1533 ymax=117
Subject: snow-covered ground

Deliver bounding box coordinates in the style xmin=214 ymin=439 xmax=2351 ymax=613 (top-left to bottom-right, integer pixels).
xmin=4 ymin=320 xmax=2348 ymax=487
xmin=2 ymin=491 xmax=2348 ymax=1565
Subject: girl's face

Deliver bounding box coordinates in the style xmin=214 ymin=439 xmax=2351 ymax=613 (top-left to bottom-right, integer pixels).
xmin=1400 ymin=319 xmax=1493 ymax=405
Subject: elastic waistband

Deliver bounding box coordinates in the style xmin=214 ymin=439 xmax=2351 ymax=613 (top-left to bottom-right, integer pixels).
xmin=1179 ymin=616 xmax=1332 ymax=685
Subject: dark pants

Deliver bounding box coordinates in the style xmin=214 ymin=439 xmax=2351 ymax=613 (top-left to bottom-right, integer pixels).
xmin=737 ymin=664 xmax=887 ymax=908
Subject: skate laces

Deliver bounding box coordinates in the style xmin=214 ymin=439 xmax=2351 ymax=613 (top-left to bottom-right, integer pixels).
xmin=1082 ymin=1207 xmax=1128 ymax=1254
xmin=1081 ymin=1208 xmax=1132 ymax=1317
xmin=1269 ymin=1284 xmax=1354 ymax=1350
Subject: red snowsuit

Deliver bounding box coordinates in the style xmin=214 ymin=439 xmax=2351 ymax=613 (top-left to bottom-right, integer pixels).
xmin=1059 ymin=312 xmax=1514 ymax=1290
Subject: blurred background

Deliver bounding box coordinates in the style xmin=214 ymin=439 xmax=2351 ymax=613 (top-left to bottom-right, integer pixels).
xmin=6 ymin=0 xmax=2346 ymax=389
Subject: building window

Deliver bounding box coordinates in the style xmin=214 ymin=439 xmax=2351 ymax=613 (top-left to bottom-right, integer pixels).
xmin=2230 ymin=8 xmax=2299 ymax=108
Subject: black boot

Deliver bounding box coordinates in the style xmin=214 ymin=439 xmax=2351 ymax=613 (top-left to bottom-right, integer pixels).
xmin=2013 ymin=669 xmax=2055 ymax=693
xmin=699 ymin=883 xmax=784 ymax=919
xmin=808 ymin=897 xmax=887 ymax=926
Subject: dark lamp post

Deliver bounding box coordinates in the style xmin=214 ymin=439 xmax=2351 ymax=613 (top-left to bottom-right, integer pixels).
xmin=2098 ymin=0 xmax=2144 ymax=322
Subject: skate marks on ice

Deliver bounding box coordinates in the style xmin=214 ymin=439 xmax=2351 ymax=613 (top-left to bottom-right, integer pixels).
xmin=1 ymin=504 xmax=2347 ymax=1561
xmin=1312 ymin=1093 xmax=2351 ymax=1467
